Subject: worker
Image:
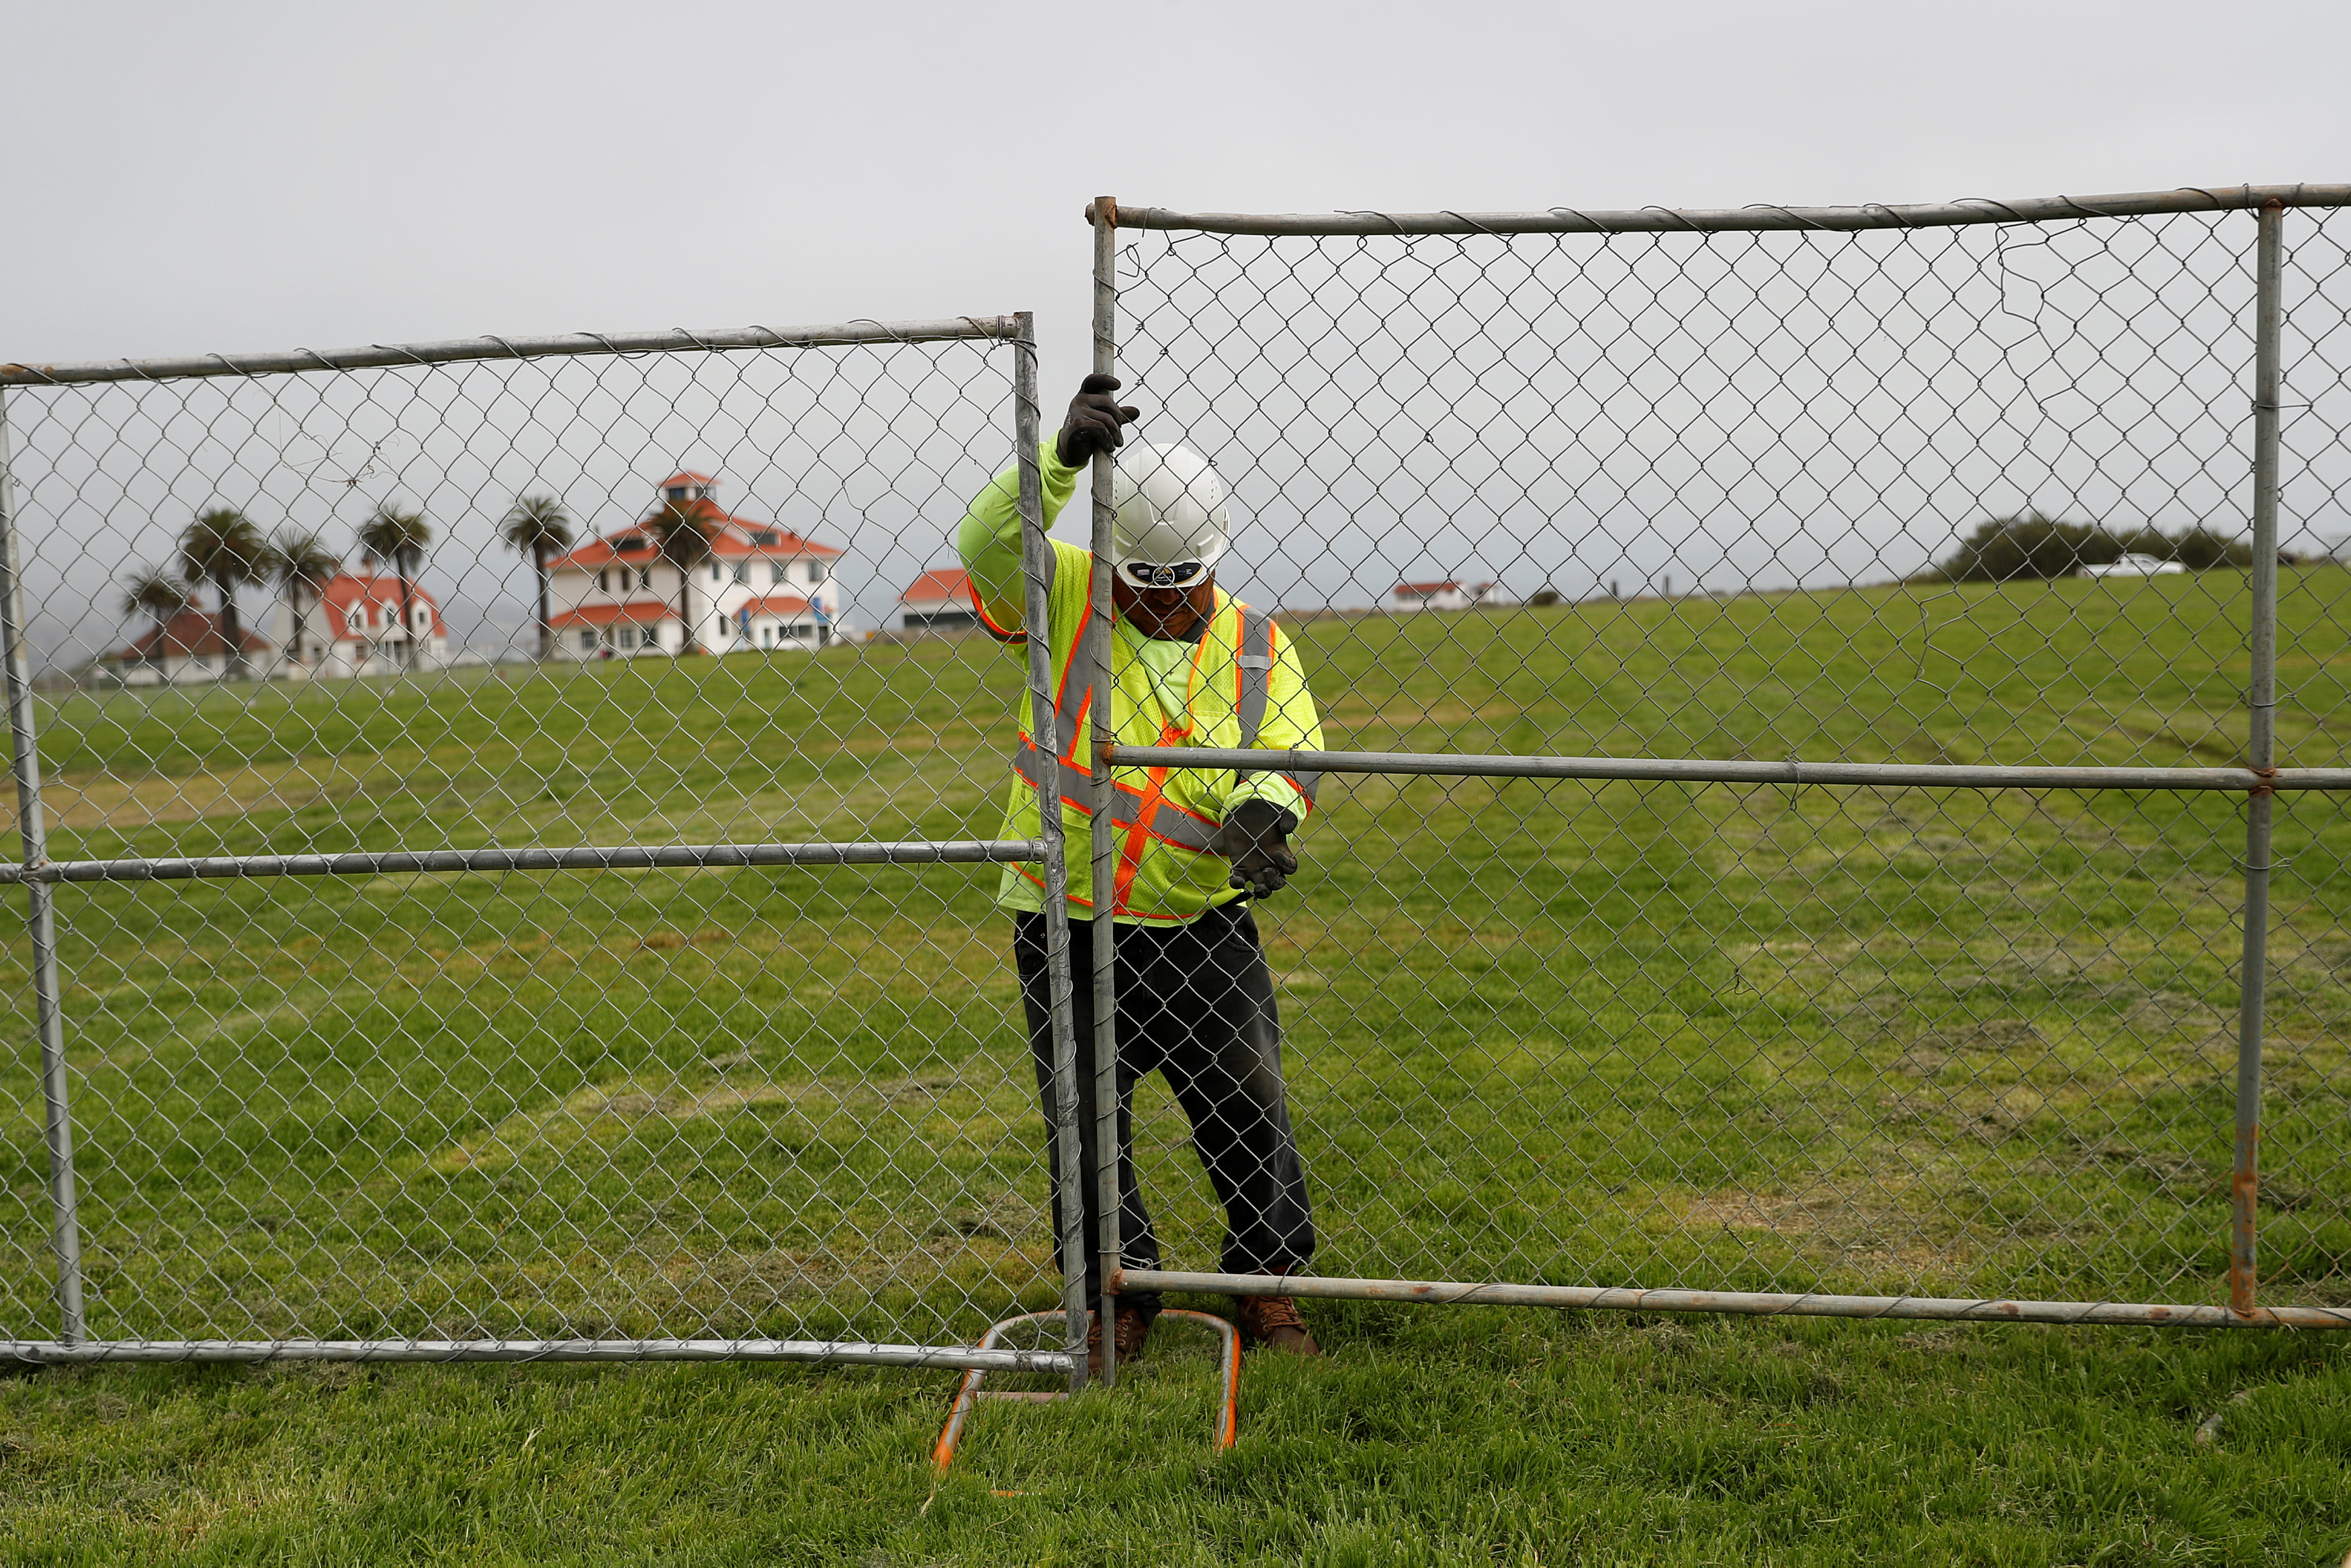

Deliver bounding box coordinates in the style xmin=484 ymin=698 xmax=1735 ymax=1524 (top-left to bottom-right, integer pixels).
xmin=959 ymin=373 xmax=1326 ymax=1373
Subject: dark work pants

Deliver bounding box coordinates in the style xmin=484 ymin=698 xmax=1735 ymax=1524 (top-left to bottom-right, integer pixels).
xmin=1014 ymin=903 xmax=1315 ymax=1322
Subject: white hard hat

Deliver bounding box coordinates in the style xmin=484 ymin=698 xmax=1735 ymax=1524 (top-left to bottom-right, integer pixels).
xmin=1110 ymin=443 xmax=1230 ymax=581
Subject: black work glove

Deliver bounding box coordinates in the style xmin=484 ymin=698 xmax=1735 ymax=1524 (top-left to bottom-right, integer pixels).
xmin=1055 ymin=373 xmax=1140 ymax=466
xmin=1216 ymin=798 xmax=1300 ymax=899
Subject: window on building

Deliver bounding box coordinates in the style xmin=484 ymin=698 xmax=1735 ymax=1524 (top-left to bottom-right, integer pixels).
xmin=618 ymin=627 xmax=637 ymax=651
xmin=807 ymin=561 xmax=824 ymax=584
xmin=641 ymin=626 xmax=662 ymax=651
xmin=709 ymin=561 xmax=722 ymax=583
xmin=667 ymin=485 xmax=687 ymax=501
xmin=753 ymin=531 xmax=779 ymax=547
xmin=579 ymin=629 xmax=596 ymax=653
xmin=347 ymin=609 xmax=363 ymax=634
xmin=731 ymin=561 xmax=748 ymax=586
xmin=768 ymin=561 xmax=787 ymax=586
xmin=597 ymin=569 xmax=609 ymax=592
xmin=413 ymin=607 xmax=430 ymax=631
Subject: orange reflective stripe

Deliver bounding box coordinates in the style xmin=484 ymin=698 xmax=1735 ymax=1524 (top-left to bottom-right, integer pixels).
xmin=1012 ymin=739 xmax=1219 ymax=851
xmin=973 ymin=594 xmax=1024 ymax=644
xmin=1113 ymin=718 xmax=1185 ymax=913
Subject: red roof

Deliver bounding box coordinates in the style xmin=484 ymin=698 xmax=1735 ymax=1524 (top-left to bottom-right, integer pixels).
xmin=317 ymin=572 xmax=448 ymax=637
xmin=108 ymin=609 xmax=273 ymax=661
xmin=549 ymin=601 xmax=676 ymax=629
xmin=900 ymin=567 xmax=972 ymax=607
xmin=545 ymin=479 xmax=842 ymax=572
xmin=1394 ymin=580 xmax=1463 ymax=596
xmin=735 ymin=593 xmax=813 ymax=616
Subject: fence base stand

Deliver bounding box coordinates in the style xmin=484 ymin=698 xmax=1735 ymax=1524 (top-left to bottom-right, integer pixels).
xmin=1115 ymin=1270 xmax=2351 ymax=1331
xmin=932 ymin=1309 xmax=1241 ymax=1473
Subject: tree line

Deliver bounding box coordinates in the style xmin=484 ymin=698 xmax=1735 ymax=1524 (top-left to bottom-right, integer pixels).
xmin=118 ymin=496 xmax=589 ymax=678
xmin=1924 ymin=512 xmax=2258 ymax=584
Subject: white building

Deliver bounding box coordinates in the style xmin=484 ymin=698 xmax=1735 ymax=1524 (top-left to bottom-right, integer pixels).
xmin=272 ymin=571 xmax=452 ymax=678
xmin=898 ymin=567 xmax=981 ymax=633
xmin=2082 ymin=553 xmax=2188 ymax=579
xmin=545 ymin=472 xmax=846 ymax=659
xmin=101 ymin=608 xmax=275 ymax=684
xmin=1390 ymin=580 xmax=1501 ymax=612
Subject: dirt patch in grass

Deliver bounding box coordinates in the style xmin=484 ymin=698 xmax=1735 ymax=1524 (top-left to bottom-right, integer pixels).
xmin=421 ymin=1070 xmax=981 ymax=1175
xmin=1893 ymin=1018 xmax=2047 ymax=1078
xmin=1677 ymin=1181 xmax=1963 ymax=1281
xmin=15 ymin=757 xmax=382 ymax=833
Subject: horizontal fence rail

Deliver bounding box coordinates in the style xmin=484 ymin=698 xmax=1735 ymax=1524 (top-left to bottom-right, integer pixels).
xmin=0 ymin=318 xmax=1024 ymax=387
xmin=1108 ymin=747 xmax=2351 ymax=792
xmin=0 ymin=1338 xmax=1076 ymax=1371
xmin=0 ymin=838 xmax=1042 ymax=885
xmin=1118 ymin=1271 xmax=2351 ymax=1331
xmin=1094 ymin=182 xmax=2351 ymax=236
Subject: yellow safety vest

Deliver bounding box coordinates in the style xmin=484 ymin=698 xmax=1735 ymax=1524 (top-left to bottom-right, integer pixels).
xmin=959 ymin=455 xmax=1325 ymax=925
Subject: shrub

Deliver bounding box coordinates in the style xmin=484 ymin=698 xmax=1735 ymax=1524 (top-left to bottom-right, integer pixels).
xmin=2167 ymin=527 xmax=2256 ymax=571
xmin=1929 ymin=513 xmax=2252 ymax=581
xmin=1933 ymin=513 xmax=2125 ymax=582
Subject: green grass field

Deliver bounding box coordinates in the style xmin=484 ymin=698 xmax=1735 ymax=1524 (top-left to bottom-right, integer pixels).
xmin=3 ymin=569 xmax=2348 ymax=1561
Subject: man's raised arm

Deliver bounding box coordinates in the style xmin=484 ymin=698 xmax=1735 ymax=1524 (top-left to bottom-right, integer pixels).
xmin=955 ymin=374 xmax=1139 ymax=637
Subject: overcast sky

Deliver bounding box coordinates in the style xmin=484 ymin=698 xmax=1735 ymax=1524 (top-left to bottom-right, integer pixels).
xmin=7 ymin=0 xmax=2344 ymax=387
xmin=3 ymin=0 xmax=2346 ymax=651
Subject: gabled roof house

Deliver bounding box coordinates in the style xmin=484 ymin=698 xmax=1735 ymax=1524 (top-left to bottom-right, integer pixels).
xmin=101 ymin=609 xmax=275 ymax=685
xmin=275 ymin=571 xmax=451 ymax=678
xmin=543 ymin=472 xmax=848 ymax=657
xmin=899 ymin=567 xmax=979 ymax=633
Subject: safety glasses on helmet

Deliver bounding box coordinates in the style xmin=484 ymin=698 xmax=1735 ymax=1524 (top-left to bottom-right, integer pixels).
xmin=1114 ymin=559 xmax=1208 ymax=590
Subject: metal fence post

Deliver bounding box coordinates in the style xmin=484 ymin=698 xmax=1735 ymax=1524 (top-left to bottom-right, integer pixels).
xmin=1012 ymin=313 xmax=1091 ymax=1389
xmin=2232 ymin=199 xmax=2285 ymax=1320
xmin=1087 ymin=195 xmax=1124 ymax=1386
xmin=0 ymin=390 xmax=85 ymax=1344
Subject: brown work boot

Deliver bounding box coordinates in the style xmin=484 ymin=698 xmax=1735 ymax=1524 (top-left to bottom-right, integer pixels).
xmin=1233 ymin=1291 xmax=1321 ymax=1355
xmin=1085 ymin=1305 xmax=1150 ymax=1377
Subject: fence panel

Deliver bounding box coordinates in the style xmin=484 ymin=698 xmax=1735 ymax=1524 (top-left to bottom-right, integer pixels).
xmin=1096 ymin=187 xmax=2351 ymax=1322
xmin=0 ymin=320 xmax=1080 ymax=1369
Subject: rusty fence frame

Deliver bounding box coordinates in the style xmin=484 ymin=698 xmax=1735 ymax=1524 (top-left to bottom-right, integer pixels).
xmin=1079 ymin=187 xmax=2351 ymax=1377
xmin=0 ymin=315 xmax=1083 ymax=1380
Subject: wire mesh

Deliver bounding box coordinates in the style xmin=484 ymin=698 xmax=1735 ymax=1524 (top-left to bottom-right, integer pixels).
xmin=1095 ymin=193 xmax=2351 ymax=1319
xmin=0 ymin=319 xmax=1087 ymax=1362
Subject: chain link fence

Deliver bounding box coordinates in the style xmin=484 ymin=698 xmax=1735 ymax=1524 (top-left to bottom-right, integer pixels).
xmin=6 ymin=185 xmax=2349 ymax=1390
xmin=1090 ymin=185 xmax=2351 ymax=1331
xmin=0 ymin=318 xmax=1084 ymax=1374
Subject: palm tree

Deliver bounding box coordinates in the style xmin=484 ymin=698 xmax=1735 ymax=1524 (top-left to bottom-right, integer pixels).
xmin=500 ymin=494 xmax=574 ymax=659
xmin=177 ymin=507 xmax=269 ymax=678
xmin=644 ymin=496 xmax=719 ymax=655
xmin=356 ymin=504 xmax=433 ymax=670
xmin=118 ymin=566 xmax=193 ymax=675
xmin=267 ymin=527 xmax=341 ymax=676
